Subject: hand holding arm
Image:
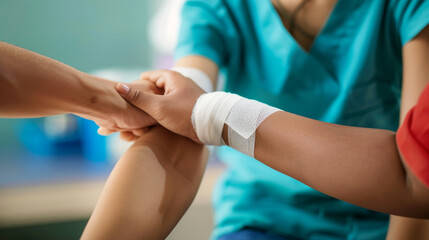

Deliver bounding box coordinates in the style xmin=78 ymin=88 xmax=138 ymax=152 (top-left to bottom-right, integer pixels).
xmin=115 ymin=65 xmax=429 ymax=218
xmin=83 ymin=56 xmax=215 ymax=239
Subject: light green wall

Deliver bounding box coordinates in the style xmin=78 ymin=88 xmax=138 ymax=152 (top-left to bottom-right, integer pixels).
xmin=0 ymin=0 xmax=157 ymax=149
xmin=0 ymin=119 xmax=20 ymax=150
xmin=0 ymin=0 xmax=153 ymax=72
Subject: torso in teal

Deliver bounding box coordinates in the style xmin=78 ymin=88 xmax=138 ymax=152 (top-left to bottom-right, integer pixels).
xmin=175 ymin=0 xmax=429 ymax=239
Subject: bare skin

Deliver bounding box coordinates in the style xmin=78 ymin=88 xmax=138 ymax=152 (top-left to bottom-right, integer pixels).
xmin=0 ymin=41 xmax=155 ymax=135
xmin=272 ymin=0 xmax=338 ymax=51
xmin=88 ymin=3 xmax=429 ymax=238
xmin=387 ymin=25 xmax=429 ymax=240
xmin=81 ymin=126 xmax=207 ymax=240
xmin=4 ymin=1 xmax=424 ymax=237
xmin=80 ymin=60 xmax=214 ymax=239
xmin=117 ymin=72 xmax=429 ymax=218
xmin=0 ymin=42 xmax=210 ymax=238
xmin=116 ymin=26 xmax=429 ymax=219
xmin=97 ymin=55 xmax=218 ymax=140
xmin=272 ymin=0 xmax=429 ymax=237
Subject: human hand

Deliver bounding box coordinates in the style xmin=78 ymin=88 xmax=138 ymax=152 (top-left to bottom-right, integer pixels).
xmin=81 ymin=75 xmax=163 ymax=139
xmin=115 ymin=70 xmax=205 ymax=143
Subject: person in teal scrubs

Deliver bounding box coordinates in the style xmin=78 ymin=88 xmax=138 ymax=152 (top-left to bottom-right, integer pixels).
xmin=173 ymin=0 xmax=429 ymax=239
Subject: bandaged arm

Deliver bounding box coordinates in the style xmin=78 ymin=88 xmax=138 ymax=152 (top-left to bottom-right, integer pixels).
xmin=191 ymin=92 xmax=429 ymax=218
xmin=119 ymin=53 xmax=429 ymax=218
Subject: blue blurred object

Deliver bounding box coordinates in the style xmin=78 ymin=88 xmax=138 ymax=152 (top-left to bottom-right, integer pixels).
xmin=78 ymin=118 xmax=107 ymax=163
xmin=18 ymin=115 xmax=82 ymax=156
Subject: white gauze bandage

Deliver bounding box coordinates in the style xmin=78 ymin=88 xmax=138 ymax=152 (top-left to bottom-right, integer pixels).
xmin=171 ymin=67 xmax=213 ymax=92
xmin=192 ymin=92 xmax=280 ymax=157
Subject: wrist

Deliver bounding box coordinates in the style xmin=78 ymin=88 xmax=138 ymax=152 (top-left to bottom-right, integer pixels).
xmin=171 ymin=67 xmax=214 ymax=92
xmin=74 ymin=72 xmax=123 ymax=122
xmin=193 ymin=92 xmax=280 ymax=157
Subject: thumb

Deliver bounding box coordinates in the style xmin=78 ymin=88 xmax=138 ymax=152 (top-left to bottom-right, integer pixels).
xmin=116 ymin=82 xmax=159 ymax=113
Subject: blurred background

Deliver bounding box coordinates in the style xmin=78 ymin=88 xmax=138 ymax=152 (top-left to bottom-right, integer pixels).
xmin=0 ymin=0 xmax=223 ymax=239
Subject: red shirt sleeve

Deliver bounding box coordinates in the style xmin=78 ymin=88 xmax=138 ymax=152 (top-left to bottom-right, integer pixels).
xmin=396 ymin=84 xmax=429 ymax=188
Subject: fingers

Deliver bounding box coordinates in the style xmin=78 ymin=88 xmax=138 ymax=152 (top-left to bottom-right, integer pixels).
xmin=116 ymin=78 xmax=162 ymax=98
xmin=140 ymin=70 xmax=183 ymax=93
xmin=98 ymin=127 xmax=116 ymax=136
xmin=116 ymin=82 xmax=162 ymax=113
xmin=132 ymin=128 xmax=149 ymax=137
xmin=119 ymin=131 xmax=138 ymax=142
xmin=119 ymin=127 xmax=152 ymax=141
xmin=140 ymin=70 xmax=166 ymax=84
xmin=140 ymin=70 xmax=168 ymax=89
xmin=98 ymin=127 xmax=147 ymax=142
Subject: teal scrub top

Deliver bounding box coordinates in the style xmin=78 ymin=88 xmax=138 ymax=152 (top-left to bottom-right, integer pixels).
xmin=175 ymin=0 xmax=429 ymax=239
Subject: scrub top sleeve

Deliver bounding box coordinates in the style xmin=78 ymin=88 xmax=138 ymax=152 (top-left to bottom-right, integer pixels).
xmin=174 ymin=0 xmax=228 ymax=67
xmin=393 ymin=0 xmax=429 ymax=46
xmin=396 ymin=84 xmax=429 ymax=188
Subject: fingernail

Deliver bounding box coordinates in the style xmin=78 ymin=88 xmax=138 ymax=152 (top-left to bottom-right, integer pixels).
xmin=116 ymin=83 xmax=130 ymax=95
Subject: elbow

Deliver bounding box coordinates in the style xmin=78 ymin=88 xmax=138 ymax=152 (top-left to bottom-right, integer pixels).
xmin=384 ymin=196 xmax=429 ymax=219
xmin=396 ymin=184 xmax=429 ymax=219
xmin=399 ymin=204 xmax=429 ymax=219
xmin=408 ymin=171 xmax=429 ymax=218
xmin=411 ymin=194 xmax=429 ymax=219
xmin=421 ymin=210 xmax=429 ymax=219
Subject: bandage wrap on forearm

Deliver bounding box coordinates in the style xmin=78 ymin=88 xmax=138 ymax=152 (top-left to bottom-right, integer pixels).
xmin=171 ymin=67 xmax=213 ymax=92
xmin=191 ymin=92 xmax=280 ymax=157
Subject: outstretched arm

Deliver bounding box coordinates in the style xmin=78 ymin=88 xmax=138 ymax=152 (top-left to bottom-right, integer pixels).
xmin=81 ymin=126 xmax=208 ymax=240
xmin=0 ymin=41 xmax=154 ymax=131
xmin=252 ymin=108 xmax=429 ymax=218
xmin=119 ymin=72 xmax=429 ymax=218
xmin=256 ymin=22 xmax=429 ymax=218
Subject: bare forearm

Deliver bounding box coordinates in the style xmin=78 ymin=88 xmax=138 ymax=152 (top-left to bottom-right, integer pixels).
xmin=82 ymin=127 xmax=207 ymax=240
xmin=252 ymin=111 xmax=429 ymax=217
xmin=0 ymin=42 xmax=117 ymax=119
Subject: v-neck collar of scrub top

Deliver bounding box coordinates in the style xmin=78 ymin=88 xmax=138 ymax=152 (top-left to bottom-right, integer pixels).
xmin=262 ymin=0 xmax=363 ymax=85
xmin=270 ymin=0 xmax=343 ymax=54
xmin=240 ymin=0 xmax=366 ymax=120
